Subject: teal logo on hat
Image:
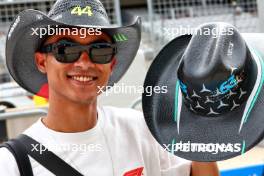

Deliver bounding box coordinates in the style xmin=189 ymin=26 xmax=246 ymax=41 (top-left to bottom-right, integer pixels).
xmin=179 ymin=80 xmax=187 ymax=94
xmin=113 ymin=33 xmax=128 ymax=42
xmin=219 ymin=74 xmax=238 ymax=94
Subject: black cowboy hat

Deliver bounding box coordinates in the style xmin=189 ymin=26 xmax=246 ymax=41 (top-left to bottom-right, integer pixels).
xmin=142 ymin=23 xmax=264 ymax=161
xmin=6 ymin=0 xmax=141 ymax=98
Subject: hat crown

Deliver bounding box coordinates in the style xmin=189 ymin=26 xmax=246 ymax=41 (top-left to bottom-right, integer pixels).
xmin=177 ymin=23 xmax=256 ymax=117
xmin=47 ymin=0 xmax=110 ymax=26
xmin=180 ymin=23 xmax=246 ymax=82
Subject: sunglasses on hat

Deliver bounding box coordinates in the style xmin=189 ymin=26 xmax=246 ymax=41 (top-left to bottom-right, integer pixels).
xmin=40 ymin=39 xmax=117 ymax=64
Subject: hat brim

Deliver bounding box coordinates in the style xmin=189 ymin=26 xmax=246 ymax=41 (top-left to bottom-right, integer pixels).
xmin=6 ymin=9 xmax=141 ymax=98
xmin=142 ymin=34 xmax=264 ymax=161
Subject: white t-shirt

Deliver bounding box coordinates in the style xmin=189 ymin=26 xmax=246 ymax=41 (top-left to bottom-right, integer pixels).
xmin=0 ymin=106 xmax=191 ymax=176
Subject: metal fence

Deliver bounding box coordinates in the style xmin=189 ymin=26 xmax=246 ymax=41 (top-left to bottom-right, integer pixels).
xmin=0 ymin=0 xmax=121 ymax=33
xmin=145 ymin=0 xmax=259 ymax=48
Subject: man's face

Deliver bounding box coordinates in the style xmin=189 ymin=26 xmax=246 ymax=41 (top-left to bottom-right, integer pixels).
xmin=35 ymin=29 xmax=116 ymax=104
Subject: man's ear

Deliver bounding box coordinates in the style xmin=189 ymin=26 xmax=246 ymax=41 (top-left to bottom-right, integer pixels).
xmin=35 ymin=52 xmax=47 ymax=74
xmin=110 ymin=58 xmax=117 ymax=71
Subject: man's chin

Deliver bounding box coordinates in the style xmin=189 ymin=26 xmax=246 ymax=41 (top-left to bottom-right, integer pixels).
xmin=73 ymin=91 xmax=98 ymax=102
xmin=71 ymin=96 xmax=97 ymax=105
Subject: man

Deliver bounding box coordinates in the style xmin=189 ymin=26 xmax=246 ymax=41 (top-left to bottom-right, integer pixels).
xmin=0 ymin=0 xmax=219 ymax=175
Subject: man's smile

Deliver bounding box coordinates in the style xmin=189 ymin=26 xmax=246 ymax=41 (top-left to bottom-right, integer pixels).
xmin=66 ymin=74 xmax=99 ymax=85
xmin=72 ymin=76 xmax=95 ymax=82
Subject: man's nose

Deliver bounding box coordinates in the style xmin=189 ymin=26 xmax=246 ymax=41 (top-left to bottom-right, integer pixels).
xmin=73 ymin=51 xmax=95 ymax=69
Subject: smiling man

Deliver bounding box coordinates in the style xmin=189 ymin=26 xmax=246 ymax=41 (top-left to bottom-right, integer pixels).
xmin=0 ymin=0 xmax=219 ymax=175
xmin=36 ymin=32 xmax=115 ymax=133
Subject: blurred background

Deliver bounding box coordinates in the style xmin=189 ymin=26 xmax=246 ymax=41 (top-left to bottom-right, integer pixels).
xmin=0 ymin=0 xmax=264 ymax=175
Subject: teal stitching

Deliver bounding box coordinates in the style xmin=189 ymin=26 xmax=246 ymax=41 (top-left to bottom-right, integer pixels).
xmin=241 ymin=140 xmax=246 ymax=154
xmin=174 ymin=81 xmax=180 ymax=122
xmin=244 ymin=48 xmax=264 ymax=123
xmin=171 ymin=138 xmax=176 ymax=155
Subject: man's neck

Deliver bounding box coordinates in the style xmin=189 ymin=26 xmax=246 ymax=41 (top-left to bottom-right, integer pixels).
xmin=42 ymin=94 xmax=98 ymax=133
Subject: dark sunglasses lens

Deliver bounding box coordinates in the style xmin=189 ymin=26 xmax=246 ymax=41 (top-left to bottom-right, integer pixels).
xmin=55 ymin=41 xmax=80 ymax=63
xmin=55 ymin=53 xmax=80 ymax=63
xmin=90 ymin=44 xmax=115 ymax=64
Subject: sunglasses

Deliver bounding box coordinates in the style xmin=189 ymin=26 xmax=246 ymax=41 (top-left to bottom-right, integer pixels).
xmin=40 ymin=39 xmax=117 ymax=64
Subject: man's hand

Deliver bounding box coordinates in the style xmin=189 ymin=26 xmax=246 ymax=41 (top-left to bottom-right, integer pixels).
xmin=191 ymin=161 xmax=219 ymax=176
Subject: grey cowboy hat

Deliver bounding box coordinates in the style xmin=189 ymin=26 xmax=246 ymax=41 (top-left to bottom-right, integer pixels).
xmin=6 ymin=0 xmax=141 ymax=98
xmin=142 ymin=22 xmax=264 ymax=161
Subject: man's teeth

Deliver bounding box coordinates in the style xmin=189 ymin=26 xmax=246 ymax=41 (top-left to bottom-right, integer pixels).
xmin=72 ymin=76 xmax=94 ymax=82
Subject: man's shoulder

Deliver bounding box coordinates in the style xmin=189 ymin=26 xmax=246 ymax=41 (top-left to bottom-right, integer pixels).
xmin=0 ymin=147 xmax=19 ymax=175
xmin=0 ymin=147 xmax=15 ymax=160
